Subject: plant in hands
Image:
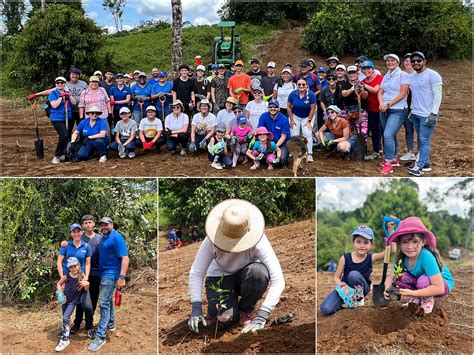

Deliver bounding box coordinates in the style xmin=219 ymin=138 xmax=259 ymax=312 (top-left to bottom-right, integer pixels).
xmin=209 ymin=274 xmax=231 ymax=339
xmin=386 ymin=259 xmax=404 ymax=301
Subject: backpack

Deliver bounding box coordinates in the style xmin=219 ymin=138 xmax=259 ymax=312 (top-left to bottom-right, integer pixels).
xmin=44 ymin=99 xmax=52 ymax=118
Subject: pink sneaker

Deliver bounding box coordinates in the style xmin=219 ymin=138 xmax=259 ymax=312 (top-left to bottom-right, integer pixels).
xmin=409 ymin=297 xmax=421 ymax=305
xmin=239 ymin=312 xmax=253 ymax=327
xmin=380 ymin=161 xmax=393 ymax=174
xmin=420 ymin=296 xmax=434 ymax=314
xmin=380 ymin=159 xmax=400 ymax=167
xmin=250 ymin=161 xmax=260 ymax=170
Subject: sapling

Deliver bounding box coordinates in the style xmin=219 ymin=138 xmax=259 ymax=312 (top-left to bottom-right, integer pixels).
xmin=209 ymin=274 xmax=231 ymax=339
xmin=386 ymin=259 xmax=404 ymax=301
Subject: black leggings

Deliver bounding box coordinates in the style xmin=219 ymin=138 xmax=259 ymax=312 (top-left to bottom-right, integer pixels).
xmin=51 ymin=120 xmax=73 ymax=157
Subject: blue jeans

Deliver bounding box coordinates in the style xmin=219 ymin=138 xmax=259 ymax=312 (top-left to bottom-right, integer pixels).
xmin=404 ymin=115 xmax=415 ymax=152
xmin=323 ymin=132 xmax=356 ymax=152
xmin=410 ymin=113 xmax=436 ymax=167
xmin=279 ymin=143 xmax=289 ymax=164
xmin=95 ymin=278 xmax=116 ymax=339
xmin=208 ymin=151 xmax=232 ymax=167
xmin=193 ymin=133 xmax=208 ymax=152
xmin=367 ymin=110 xmax=382 ymax=153
xmin=132 ymin=110 xmax=145 ymax=125
xmin=380 ymin=108 xmax=408 ymax=161
xmin=62 ymin=291 xmax=93 ymax=337
xmin=77 ymin=138 xmax=108 ymax=161
xmin=320 ymin=271 xmax=369 ymax=316
xmin=109 ymin=138 xmax=136 ymax=152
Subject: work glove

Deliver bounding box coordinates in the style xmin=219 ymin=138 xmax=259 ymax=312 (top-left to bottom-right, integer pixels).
xmin=109 ymin=99 xmax=116 ymax=106
xmin=230 ymin=135 xmax=237 ymax=145
xmin=199 ymin=139 xmax=207 ymax=150
xmin=189 ymin=141 xmax=196 ymax=153
xmin=56 ymin=289 xmax=66 ymax=305
xmin=188 ymin=302 xmax=207 ymax=334
xmin=246 ymin=133 xmax=254 ymax=142
xmin=137 ymin=96 xmax=145 ymax=103
xmin=426 ymin=112 xmax=439 ymax=126
xmin=214 ymin=141 xmax=225 ymax=154
xmin=255 ymin=152 xmax=264 ymax=161
xmin=248 ymin=139 xmax=256 ymax=150
xmin=263 ymin=94 xmax=272 ymax=101
xmin=148 ymin=141 xmax=155 ymax=149
xmin=118 ymin=143 xmax=124 ymax=150
xmin=241 ymin=309 xmax=269 ymax=333
xmin=234 ymin=87 xmax=243 ymax=94
xmin=272 ymin=157 xmax=280 ymax=164
xmin=27 ymin=93 xmax=38 ymax=101
xmin=327 ymin=140 xmax=334 ymax=146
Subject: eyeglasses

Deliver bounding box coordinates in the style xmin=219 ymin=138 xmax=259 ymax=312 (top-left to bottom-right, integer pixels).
xmin=56 ymin=81 xmax=65 ymax=84
xmin=410 ymin=59 xmax=423 ymax=64
xmin=172 ymin=106 xmax=181 ymax=110
xmin=297 ymin=83 xmax=306 ymax=87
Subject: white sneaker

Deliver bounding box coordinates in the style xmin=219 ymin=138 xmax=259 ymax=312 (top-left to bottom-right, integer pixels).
xmin=52 ymin=156 xmax=60 ymax=164
xmin=307 ymin=154 xmax=314 ymax=163
xmin=400 ymin=152 xmax=416 ymax=161
xmin=180 ymin=149 xmax=187 ymax=156
xmin=128 ymin=152 xmax=136 ymax=159
xmin=55 ymin=339 xmax=70 ymax=352
xmin=211 ymin=162 xmax=223 ymax=170
xmin=99 ymin=156 xmax=107 ymax=163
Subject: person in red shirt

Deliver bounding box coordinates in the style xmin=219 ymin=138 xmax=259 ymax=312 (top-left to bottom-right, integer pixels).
xmin=227 ymin=60 xmax=252 ymax=109
xmin=361 ymin=61 xmax=383 ymax=160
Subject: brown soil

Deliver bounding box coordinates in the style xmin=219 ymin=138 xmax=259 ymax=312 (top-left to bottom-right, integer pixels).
xmin=2 ymin=29 xmax=471 ymax=177
xmin=0 ymin=268 xmax=157 ymax=353
xmin=159 ymin=220 xmax=316 ymax=353
xmin=317 ymin=262 xmax=474 ymax=353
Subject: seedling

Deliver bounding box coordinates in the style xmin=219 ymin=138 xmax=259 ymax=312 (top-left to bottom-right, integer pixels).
xmin=209 ymin=274 xmax=231 ymax=339
xmin=393 ymin=259 xmax=404 ymax=280
xmin=386 ymin=259 xmax=404 ymax=301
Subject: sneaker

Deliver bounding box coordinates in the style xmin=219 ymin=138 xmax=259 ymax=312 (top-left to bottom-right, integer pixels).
xmin=87 ymin=329 xmax=95 ymax=339
xmin=380 ymin=159 xmax=399 ymax=167
xmin=420 ymin=296 xmax=434 ymax=314
xmin=128 ymin=151 xmax=136 ymax=159
xmin=307 ymin=154 xmax=314 ymax=163
xmin=69 ymin=324 xmax=80 ymax=334
xmin=88 ymin=337 xmax=106 ymax=352
xmin=408 ymin=164 xmax=424 ymax=177
xmin=422 ymin=162 xmax=432 ymax=172
xmin=267 ymin=163 xmax=274 ymax=170
xmin=242 ymin=157 xmax=249 ymax=164
xmin=52 ymin=156 xmax=61 ymax=164
xmin=55 ymin=338 xmax=70 ymax=352
xmin=118 ymin=145 xmax=126 ymax=158
xmin=250 ymin=161 xmax=260 ymax=170
xmin=239 ymin=312 xmax=253 ymax=327
xmin=107 ymin=325 xmax=116 ymax=332
xmin=231 ymin=162 xmax=237 ymax=168
xmin=365 ymin=152 xmax=380 ymax=160
xmin=180 ymin=149 xmax=187 ymax=156
xmin=99 ymin=156 xmax=107 ymax=163
xmin=59 ymin=155 xmax=66 ymax=162
xmin=400 ymin=152 xmax=416 ymax=161
xmin=380 ymin=161 xmax=393 ymax=175
xmin=211 ymin=162 xmax=223 ymax=170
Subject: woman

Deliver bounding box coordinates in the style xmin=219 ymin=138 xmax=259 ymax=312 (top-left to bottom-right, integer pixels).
xmin=188 ymin=199 xmax=285 ymax=334
xmin=131 ymin=72 xmax=152 ymax=125
xmin=71 ymin=105 xmax=109 ymax=163
xmin=216 ymin=96 xmax=238 ymax=137
xmin=400 ymin=53 xmax=416 ymax=162
xmin=164 ymin=100 xmax=189 ymax=155
xmin=189 ymin=99 xmax=217 ymax=153
xmin=318 ymin=73 xmax=340 ymax=129
xmin=317 ymin=105 xmax=355 ymax=159
xmin=335 ymin=64 xmax=347 ymax=90
xmin=48 ymin=76 xmax=76 ymax=164
xmin=272 ymin=67 xmax=296 ymax=116
xmin=78 ymin=76 xmax=111 ymax=124
xmin=244 ymin=87 xmax=268 ymax=131
xmin=109 ymin=73 xmax=132 ymax=132
xmin=287 ymin=79 xmax=316 ymax=162
xmin=377 ymin=53 xmax=410 ymax=174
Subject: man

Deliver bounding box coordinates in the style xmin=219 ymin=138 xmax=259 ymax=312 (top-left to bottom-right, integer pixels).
xmin=194 ymin=64 xmax=211 ymax=105
xmin=257 ymin=99 xmax=290 ymax=165
xmin=88 ymin=217 xmax=129 ymax=352
xmin=407 ymin=51 xmax=443 ymax=177
xmin=227 ymin=60 xmax=252 ymax=109
xmin=247 ymin=58 xmax=267 ymax=83
xmin=211 ymin=64 xmax=229 ymax=113
xmin=293 ymin=59 xmax=321 ymax=94
xmin=147 ymin=67 xmax=160 ymax=88
xmin=206 ymin=63 xmax=218 ymax=82
xmin=130 ymin=70 xmax=141 ymax=88
xmin=172 ymin=64 xmax=196 ymax=119
xmin=99 ymin=70 xmax=115 ymax=97
xmin=261 ymin=61 xmax=280 ymax=98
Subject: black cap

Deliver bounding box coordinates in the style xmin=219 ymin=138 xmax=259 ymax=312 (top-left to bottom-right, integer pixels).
xmin=356 ymin=55 xmax=369 ymax=63
xmin=99 ymin=217 xmax=113 ymax=224
xmin=250 ymin=58 xmax=259 ymax=64
xmin=300 ymin=59 xmax=310 ymax=67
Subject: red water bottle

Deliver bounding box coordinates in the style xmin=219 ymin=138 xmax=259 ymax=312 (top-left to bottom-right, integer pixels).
xmin=115 ymin=288 xmax=122 ymax=307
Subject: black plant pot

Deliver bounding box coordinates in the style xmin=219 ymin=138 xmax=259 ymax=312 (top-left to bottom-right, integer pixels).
xmin=386 ymin=284 xmax=401 ymax=301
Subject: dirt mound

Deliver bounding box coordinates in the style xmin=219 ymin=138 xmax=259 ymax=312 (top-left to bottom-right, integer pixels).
xmin=317 ymin=263 xmax=474 ymax=353
xmin=159 ymin=220 xmax=316 ymax=353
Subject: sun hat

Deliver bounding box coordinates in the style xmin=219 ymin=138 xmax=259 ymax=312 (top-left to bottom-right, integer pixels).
xmin=55 ymin=76 xmax=67 ymax=83
xmin=268 ymin=99 xmax=280 ymax=108
xmin=352 ymin=225 xmax=374 ymax=240
xmin=361 ymin=60 xmax=374 ymax=69
xmin=196 ymin=64 xmax=206 ymax=72
xmin=347 ymin=65 xmax=358 ymax=73
xmin=335 ymin=64 xmax=346 ymax=71
xmin=325 ymin=56 xmax=340 ymax=64
xmin=410 ymin=51 xmax=426 ymax=60
xmin=99 ymin=216 xmax=113 ymax=225
xmin=225 ymin=96 xmax=238 ymax=105
xmin=67 ymin=257 xmax=80 ymax=268
xmin=267 ymin=61 xmax=276 ymax=68
xmin=197 ymin=99 xmax=213 ymax=112
xmin=89 ymin=75 xmax=100 ymax=82
xmin=383 ymin=54 xmax=400 ymax=62
xmin=326 ymin=105 xmax=341 ymax=115
xmin=235 ymin=60 xmax=244 ymax=66
xmin=119 ymin=107 xmax=131 ymax=114
xmin=69 ymin=223 xmax=83 ymax=232
xmin=281 ymin=67 xmax=292 ymax=74
xmin=69 ymin=67 xmax=81 ymax=74
xmin=254 ymin=126 xmax=273 ymax=140
xmin=215 ymin=123 xmax=226 ymax=132
xmin=236 ymin=114 xmax=247 ymax=125
xmin=146 ymin=105 xmax=157 ymax=112
xmin=205 ymin=199 xmax=265 ymax=253
xmin=86 ymin=105 xmax=102 ymax=115
xmin=386 ymin=217 xmax=436 ymax=248
xmin=169 ymin=100 xmax=184 ymax=111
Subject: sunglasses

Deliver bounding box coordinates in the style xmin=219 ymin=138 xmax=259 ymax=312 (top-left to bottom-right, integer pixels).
xmin=56 ymin=81 xmax=66 ymax=84
xmin=328 ymin=61 xmax=337 ymax=64
xmin=328 ymin=110 xmax=336 ymax=114
xmin=327 ymin=78 xmax=336 ymax=81
xmin=410 ymin=59 xmax=423 ymax=64
xmin=234 ymin=110 xmax=243 ymax=113
xmin=89 ymin=112 xmax=100 ymax=116
xmin=236 ymin=64 xmax=243 ymax=67
xmin=254 ymin=91 xmax=262 ymax=94
xmin=297 ymin=83 xmax=306 ymax=87
xmin=268 ymin=105 xmax=278 ymax=108
xmin=172 ymin=106 xmax=181 ymax=110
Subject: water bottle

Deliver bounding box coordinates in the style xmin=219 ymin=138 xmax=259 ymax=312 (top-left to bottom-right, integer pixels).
xmin=115 ymin=288 xmax=122 ymax=307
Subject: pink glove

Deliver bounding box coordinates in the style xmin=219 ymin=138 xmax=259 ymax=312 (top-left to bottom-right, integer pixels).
xmin=27 ymin=93 xmax=38 ymax=101
xmin=142 ymin=141 xmax=150 ymax=150
xmin=61 ymin=91 xmax=71 ymax=98
xmin=110 ymin=99 xmax=116 ymax=106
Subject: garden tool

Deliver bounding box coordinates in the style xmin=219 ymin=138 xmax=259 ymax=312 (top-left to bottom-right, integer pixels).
xmin=159 ymin=93 xmax=167 ymax=124
xmin=30 ymin=99 xmax=44 ymax=159
xmin=354 ymin=85 xmax=366 ymax=162
xmin=373 ymin=244 xmax=391 ymax=306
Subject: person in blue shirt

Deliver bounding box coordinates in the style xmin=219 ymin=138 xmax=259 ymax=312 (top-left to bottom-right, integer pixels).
xmin=88 ymin=217 xmax=129 ymax=352
xmin=109 ymin=73 xmax=132 ymax=131
xmin=384 ymin=217 xmax=454 ymax=315
xmin=71 ymin=106 xmax=109 ymax=163
xmin=257 ymin=99 xmax=290 ymax=165
xmin=151 ymin=71 xmax=173 ymax=122
xmin=146 ymin=67 xmax=161 ymax=89
xmin=131 ymin=72 xmax=152 ymax=125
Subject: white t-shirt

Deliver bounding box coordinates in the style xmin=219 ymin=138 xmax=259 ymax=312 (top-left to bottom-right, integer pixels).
xmin=273 ymin=81 xmax=296 ymax=109
xmin=245 ymin=100 xmax=268 ymax=131
xmin=192 ymin=112 xmax=217 ymax=135
xmin=139 ymin=117 xmax=163 ymax=138
xmin=410 ymin=68 xmax=443 ymax=117
xmin=189 ymin=234 xmax=285 ymax=313
xmin=164 ymin=112 xmax=189 ymax=131
xmin=114 ymin=119 xmax=138 ymax=138
xmin=380 ymin=67 xmax=410 ymax=110
xmin=216 ymin=109 xmax=235 ymax=129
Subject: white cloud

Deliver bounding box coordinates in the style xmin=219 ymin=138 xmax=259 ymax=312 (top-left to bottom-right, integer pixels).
xmin=86 ymin=11 xmax=98 ymax=19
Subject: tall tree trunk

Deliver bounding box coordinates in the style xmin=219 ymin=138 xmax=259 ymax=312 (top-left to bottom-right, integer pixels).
xmin=171 ymin=0 xmax=183 ymax=76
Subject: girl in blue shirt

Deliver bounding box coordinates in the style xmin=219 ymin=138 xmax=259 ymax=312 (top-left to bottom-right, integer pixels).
xmin=384 ymin=217 xmax=454 ymax=315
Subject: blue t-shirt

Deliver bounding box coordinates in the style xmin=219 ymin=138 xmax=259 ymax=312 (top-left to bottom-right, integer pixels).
xmin=99 ymin=229 xmax=128 ymax=280
xmin=257 ymin=112 xmax=290 ymax=145
xmin=110 ymin=85 xmax=132 ymax=111
xmin=403 ymin=248 xmax=454 ymax=291
xmin=76 ymin=118 xmax=108 ymax=139
xmin=48 ymin=89 xmax=72 ymax=121
xmin=287 ymin=90 xmax=317 ymax=118
xmin=252 ymin=140 xmax=278 ymax=153
xmin=59 ymin=239 xmax=92 ymax=275
xmin=131 ymin=84 xmax=152 ymax=111
xmin=151 ymin=81 xmax=173 ymax=116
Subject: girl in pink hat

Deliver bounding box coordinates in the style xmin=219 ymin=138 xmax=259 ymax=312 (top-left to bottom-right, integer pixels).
xmin=246 ymin=127 xmax=281 ymax=170
xmin=384 ymin=217 xmax=454 ymax=315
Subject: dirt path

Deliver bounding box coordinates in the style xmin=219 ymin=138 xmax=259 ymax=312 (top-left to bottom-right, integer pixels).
xmin=1 ymin=269 xmax=157 ymax=354
xmin=317 ymin=261 xmax=474 ymax=353
xmin=158 ymin=220 xmax=316 ymax=353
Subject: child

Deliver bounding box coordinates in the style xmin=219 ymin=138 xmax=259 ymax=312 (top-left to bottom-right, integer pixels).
xmin=109 ymin=107 xmax=138 ymax=159
xmin=55 ymin=257 xmax=92 ymax=352
xmin=208 ymin=123 xmax=232 ymax=170
xmin=384 ymin=217 xmax=454 ymax=315
xmin=246 ymin=127 xmax=281 ymax=170
xmin=320 ymin=224 xmax=396 ymax=315
xmin=230 ymin=114 xmax=253 ymax=167
xmin=139 ymin=106 xmax=166 ymax=152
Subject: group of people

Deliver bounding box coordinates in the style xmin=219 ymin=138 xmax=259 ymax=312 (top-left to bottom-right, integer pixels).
xmin=55 ymin=215 xmax=129 ymax=352
xmin=27 ymin=51 xmax=442 ymax=175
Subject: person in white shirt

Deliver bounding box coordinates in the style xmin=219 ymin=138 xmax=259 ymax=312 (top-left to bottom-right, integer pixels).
xmin=138 ymin=106 xmax=165 ymax=152
xmin=244 ymin=87 xmax=268 ymax=131
xmin=189 ymin=99 xmax=217 ymax=153
xmin=164 ymin=100 xmax=189 ymax=156
xmin=188 ymin=199 xmax=285 ymax=334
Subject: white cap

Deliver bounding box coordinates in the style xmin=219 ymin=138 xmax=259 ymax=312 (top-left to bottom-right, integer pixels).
xmin=267 ymin=61 xmax=276 ymax=68
xmin=146 ymin=105 xmax=157 ymax=111
xmin=119 ymin=107 xmax=131 ymax=114
xmin=124 ymin=74 xmax=131 ymax=79
xmin=336 ymin=64 xmax=346 ymax=71
xmin=139 ymin=71 xmax=147 ymax=77
xmin=196 ymin=64 xmax=206 ymax=72
xmin=347 ymin=65 xmax=358 ymax=73
xmin=55 ymin=76 xmax=67 ymax=82
xmin=93 ymin=70 xmax=102 ymax=76
xmin=383 ymin=54 xmax=400 ymax=63
xmin=281 ymin=67 xmax=292 ymax=74
xmin=133 ymin=69 xmax=141 ymax=74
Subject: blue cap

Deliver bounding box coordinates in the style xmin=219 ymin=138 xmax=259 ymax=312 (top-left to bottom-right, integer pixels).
xmin=158 ymin=71 xmax=167 ymax=77
xmin=215 ymin=123 xmax=226 ymax=132
xmin=69 ymin=223 xmax=83 ymax=232
xmin=410 ymin=51 xmax=425 ymax=60
xmin=236 ymin=114 xmax=247 ymax=125
xmin=69 ymin=67 xmax=81 ymax=74
xmin=116 ymin=73 xmax=124 ymax=78
xmin=211 ymin=63 xmax=218 ymax=69
xmin=352 ymin=225 xmax=374 ymax=240
xmin=361 ymin=60 xmax=374 ymax=69
xmin=67 ymin=256 xmax=80 ymax=268
xmin=317 ymin=66 xmax=328 ymax=73
xmin=268 ymin=99 xmax=280 ymax=108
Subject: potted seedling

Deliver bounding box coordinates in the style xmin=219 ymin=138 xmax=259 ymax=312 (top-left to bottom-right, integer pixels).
xmin=209 ymin=275 xmax=231 ymax=339
xmin=386 ymin=259 xmax=404 ymax=301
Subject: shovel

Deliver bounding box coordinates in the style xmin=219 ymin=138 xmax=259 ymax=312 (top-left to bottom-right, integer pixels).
xmin=372 ymin=243 xmax=391 ymax=306
xmin=30 ymin=99 xmax=44 ymax=159
xmin=355 ymin=86 xmax=366 ymax=162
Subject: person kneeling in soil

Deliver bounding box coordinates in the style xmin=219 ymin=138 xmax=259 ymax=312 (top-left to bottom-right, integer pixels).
xmin=139 ymin=105 xmax=166 ymax=153
xmin=108 ymin=107 xmax=138 ymax=159
xmin=55 ymin=256 xmax=92 ymax=352
xmin=246 ymin=127 xmax=282 ymax=171
xmin=230 ymin=114 xmax=253 ymax=167
xmin=188 ymin=199 xmax=285 ymax=334
xmin=320 ymin=224 xmax=396 ymax=315
xmin=383 ymin=217 xmax=454 ymax=315
xmin=189 ymin=99 xmax=217 ymax=154
xmin=208 ymin=123 xmax=232 ymax=170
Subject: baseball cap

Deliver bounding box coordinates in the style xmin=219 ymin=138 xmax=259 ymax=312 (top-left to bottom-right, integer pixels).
xmin=67 ymin=257 xmax=80 ymax=268
xmin=317 ymin=66 xmax=328 ymax=73
xmin=281 ymin=67 xmax=292 ymax=74
xmin=356 ymin=55 xmax=369 ymax=63
xmin=133 ymin=70 xmax=141 ymax=75
xmin=326 ymin=73 xmax=336 ymax=80
xmin=69 ymin=223 xmax=83 ymax=232
xmin=268 ymin=99 xmax=280 ymax=108
xmin=361 ymin=60 xmax=374 ymax=69
xmin=267 ymin=61 xmax=276 ymax=68
xmin=138 ymin=72 xmax=147 ymax=78
xmin=233 ymin=104 xmax=244 ymax=112
xmin=336 ymin=64 xmax=346 ymax=71
xmin=55 ymin=76 xmax=67 ymax=83
xmin=124 ymin=74 xmax=131 ymax=79
xmin=119 ymin=107 xmax=131 ymax=114
xmin=236 ymin=114 xmax=247 ymax=125
xmin=116 ymin=73 xmax=124 ymax=78
xmin=196 ymin=64 xmax=206 ymax=72
xmin=215 ymin=123 xmax=226 ymax=132
xmin=218 ymin=63 xmax=226 ymax=68
xmin=158 ymin=71 xmax=167 ymax=77
xmin=352 ymin=225 xmax=374 ymax=240
xmin=69 ymin=67 xmax=81 ymax=74
xmin=404 ymin=53 xmax=412 ymax=59
xmin=300 ymin=59 xmax=310 ymax=67
xmin=235 ymin=60 xmax=244 ymax=66
xmin=211 ymin=63 xmax=218 ymax=69
xmin=250 ymin=58 xmax=259 ymax=64
xmin=410 ymin=51 xmax=426 ymax=60
xmin=347 ymin=65 xmax=358 ymax=73
xmin=99 ymin=217 xmax=113 ymax=224
xmin=93 ymin=70 xmax=102 ymax=76
xmin=146 ymin=105 xmax=157 ymax=112
xmin=383 ymin=54 xmax=400 ymax=62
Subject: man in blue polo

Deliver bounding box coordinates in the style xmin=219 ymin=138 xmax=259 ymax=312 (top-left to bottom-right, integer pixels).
xmin=257 ymin=99 xmax=290 ymax=165
xmin=88 ymin=217 xmax=129 ymax=352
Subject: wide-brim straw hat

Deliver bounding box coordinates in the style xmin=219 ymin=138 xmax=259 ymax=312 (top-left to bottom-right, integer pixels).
xmin=169 ymin=100 xmax=184 ymax=111
xmin=205 ymin=199 xmax=265 ymax=253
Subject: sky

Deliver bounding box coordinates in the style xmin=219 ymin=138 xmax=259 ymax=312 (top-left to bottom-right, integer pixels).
xmin=317 ymin=178 xmax=471 ymax=218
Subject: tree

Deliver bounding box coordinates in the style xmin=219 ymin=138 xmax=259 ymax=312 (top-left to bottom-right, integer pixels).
xmin=1 ymin=0 xmax=26 ymax=35
xmin=171 ymin=0 xmax=183 ymax=74
xmin=103 ymin=0 xmax=126 ymax=33
xmin=28 ymin=0 xmax=83 ymax=17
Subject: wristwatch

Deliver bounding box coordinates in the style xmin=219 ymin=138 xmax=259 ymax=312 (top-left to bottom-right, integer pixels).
xmin=119 ymin=275 xmax=125 ymax=280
